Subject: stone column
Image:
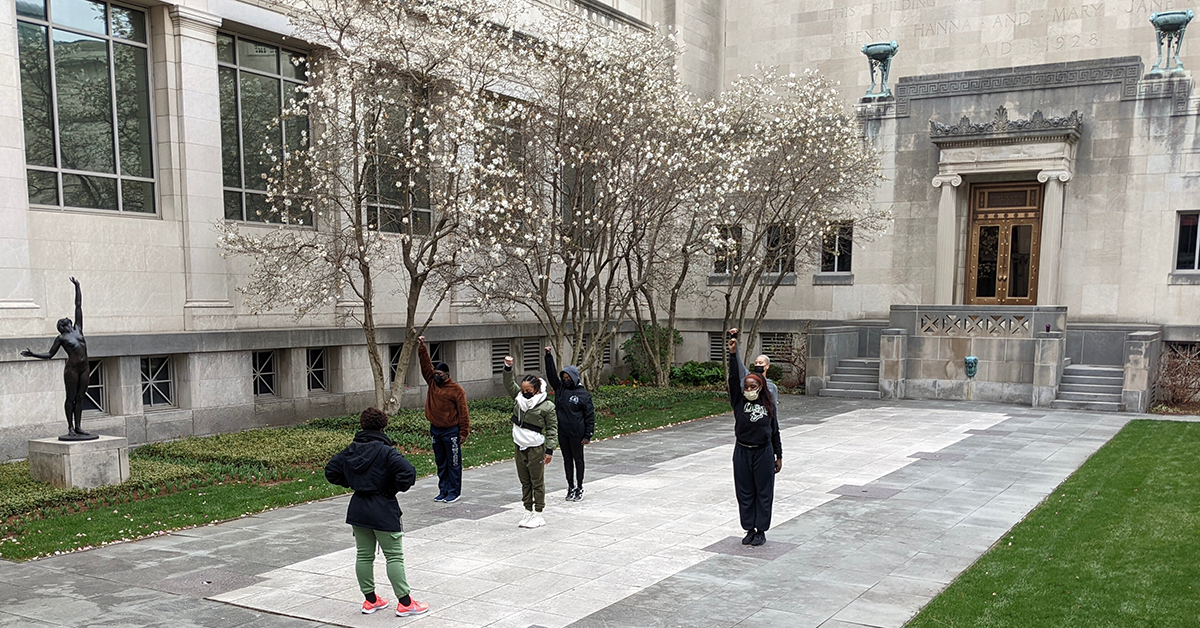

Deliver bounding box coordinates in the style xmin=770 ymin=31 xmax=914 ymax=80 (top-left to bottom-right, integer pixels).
xmin=932 ymin=174 xmax=963 ymax=304
xmin=1032 ymin=331 xmax=1065 ymax=407
xmin=165 ymin=7 xmax=233 ymax=327
xmin=1037 ymin=170 xmax=1070 ymax=305
xmin=878 ymin=328 xmax=907 ymax=399
xmin=1122 ymin=330 xmax=1163 ymax=413
xmin=0 ymin=0 xmax=40 ymax=320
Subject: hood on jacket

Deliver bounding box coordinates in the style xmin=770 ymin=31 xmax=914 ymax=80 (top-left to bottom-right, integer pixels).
xmin=344 ymin=430 xmax=395 ymax=473
xmin=561 ymin=365 xmax=582 ymax=388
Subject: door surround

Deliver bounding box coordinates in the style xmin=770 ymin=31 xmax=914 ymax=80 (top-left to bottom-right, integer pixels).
xmin=929 ymin=106 xmax=1080 ymax=305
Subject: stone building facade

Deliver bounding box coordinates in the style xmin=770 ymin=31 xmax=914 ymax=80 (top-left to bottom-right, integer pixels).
xmin=2 ymin=0 xmax=1198 ymax=459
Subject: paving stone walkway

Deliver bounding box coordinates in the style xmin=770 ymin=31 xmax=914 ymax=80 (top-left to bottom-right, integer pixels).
xmin=0 ymin=397 xmax=1132 ymax=628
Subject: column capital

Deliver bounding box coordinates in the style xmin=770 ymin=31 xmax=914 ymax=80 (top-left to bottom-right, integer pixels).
xmin=931 ymin=173 xmax=962 ymax=188
xmin=169 ymin=6 xmax=222 ymax=34
xmin=1037 ymin=169 xmax=1072 ymax=183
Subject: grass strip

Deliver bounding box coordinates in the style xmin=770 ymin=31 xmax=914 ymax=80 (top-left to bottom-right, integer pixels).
xmin=906 ymin=419 xmax=1200 ymax=628
xmin=1 ymin=388 xmax=726 ymax=561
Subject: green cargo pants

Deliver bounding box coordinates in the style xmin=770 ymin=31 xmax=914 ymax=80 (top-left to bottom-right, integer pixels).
xmin=352 ymin=526 xmax=410 ymax=599
xmin=515 ymin=444 xmax=546 ymax=512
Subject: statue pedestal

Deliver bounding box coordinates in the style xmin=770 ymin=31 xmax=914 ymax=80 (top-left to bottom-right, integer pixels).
xmin=28 ymin=435 xmax=129 ymax=489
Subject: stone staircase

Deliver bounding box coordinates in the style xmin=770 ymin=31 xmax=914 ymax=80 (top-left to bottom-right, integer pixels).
xmin=1050 ymin=364 xmax=1125 ymax=412
xmin=818 ymin=358 xmax=882 ymax=399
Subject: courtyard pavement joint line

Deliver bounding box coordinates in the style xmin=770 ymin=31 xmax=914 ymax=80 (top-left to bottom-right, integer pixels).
xmin=209 ymin=406 xmax=1019 ymax=628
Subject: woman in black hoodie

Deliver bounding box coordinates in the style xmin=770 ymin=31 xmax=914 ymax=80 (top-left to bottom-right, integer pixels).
xmin=545 ymin=347 xmax=595 ymax=501
xmin=727 ymin=334 xmax=783 ymax=547
xmin=325 ymin=408 xmax=428 ymax=617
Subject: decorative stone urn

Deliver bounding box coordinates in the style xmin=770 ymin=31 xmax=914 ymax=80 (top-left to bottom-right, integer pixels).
xmin=1149 ymin=9 xmax=1194 ymax=73
xmin=862 ymin=40 xmax=899 ymax=98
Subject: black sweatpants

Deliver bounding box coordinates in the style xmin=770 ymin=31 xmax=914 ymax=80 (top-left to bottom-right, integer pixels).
xmin=560 ymin=435 xmax=585 ymax=489
xmin=733 ymin=443 xmax=775 ymax=532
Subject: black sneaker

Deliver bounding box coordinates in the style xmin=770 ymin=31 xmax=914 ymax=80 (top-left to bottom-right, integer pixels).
xmin=573 ymin=488 xmax=584 ymax=502
xmin=742 ymin=529 xmax=756 ymax=545
xmin=750 ymin=531 xmax=766 ymax=546
xmin=565 ymin=488 xmax=576 ymax=501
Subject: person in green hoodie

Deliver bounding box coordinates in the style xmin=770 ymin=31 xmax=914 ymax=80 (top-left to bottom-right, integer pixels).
xmin=503 ymin=355 xmax=558 ymax=528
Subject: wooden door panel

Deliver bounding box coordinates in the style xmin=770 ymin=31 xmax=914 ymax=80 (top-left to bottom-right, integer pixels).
xmin=966 ymin=184 xmax=1043 ymax=305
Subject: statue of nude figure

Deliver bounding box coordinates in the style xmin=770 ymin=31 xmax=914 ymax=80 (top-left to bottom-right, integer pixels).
xmin=21 ymin=277 xmax=98 ymax=441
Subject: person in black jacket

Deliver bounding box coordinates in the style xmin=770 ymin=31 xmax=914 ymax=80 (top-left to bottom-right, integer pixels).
xmin=545 ymin=347 xmax=595 ymax=501
xmin=325 ymin=408 xmax=429 ymax=617
xmin=727 ymin=333 xmax=783 ymax=547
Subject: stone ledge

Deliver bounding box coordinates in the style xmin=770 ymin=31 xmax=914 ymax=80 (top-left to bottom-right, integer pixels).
xmin=1168 ymin=272 xmax=1200 ymax=286
xmin=813 ymin=272 xmax=853 ymax=286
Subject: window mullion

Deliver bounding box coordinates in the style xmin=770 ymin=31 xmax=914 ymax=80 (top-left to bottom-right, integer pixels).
xmin=44 ymin=17 xmax=65 ymax=206
xmin=234 ymin=57 xmax=247 ymax=220
xmin=107 ymin=36 xmax=123 ymax=211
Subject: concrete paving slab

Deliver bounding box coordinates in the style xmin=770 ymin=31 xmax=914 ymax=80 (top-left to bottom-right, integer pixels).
xmin=0 ymin=397 xmax=1137 ymax=628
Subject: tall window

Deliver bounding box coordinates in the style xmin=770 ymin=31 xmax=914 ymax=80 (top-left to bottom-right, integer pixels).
xmin=1178 ymin=212 xmax=1199 ymax=271
xmin=83 ymin=358 xmax=106 ymax=413
xmin=389 ymin=344 xmax=404 ymax=383
xmin=306 ymin=348 xmax=327 ymax=392
xmin=821 ymin=222 xmax=853 ymax=273
xmin=18 ymin=0 xmax=155 ymax=212
xmin=365 ymin=91 xmax=431 ymax=236
xmin=140 ymin=356 xmax=173 ymax=408
xmin=521 ymin=338 xmax=541 ymax=372
xmin=709 ymin=333 xmax=724 ymax=362
xmin=252 ymin=350 xmax=276 ymax=396
xmin=492 ymin=340 xmax=510 ymax=374
xmin=217 ymin=33 xmax=310 ymax=225
xmin=765 ymin=224 xmax=797 ymax=274
xmin=713 ymin=226 xmax=742 ymax=274
xmin=759 ymin=333 xmax=792 ymax=366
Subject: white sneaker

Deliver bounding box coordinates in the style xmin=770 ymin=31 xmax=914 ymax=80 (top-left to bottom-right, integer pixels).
xmin=526 ymin=512 xmax=546 ymax=528
xmin=518 ymin=510 xmax=534 ymax=528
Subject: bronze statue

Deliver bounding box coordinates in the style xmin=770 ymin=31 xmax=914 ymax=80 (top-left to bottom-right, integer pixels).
xmin=21 ymin=277 xmax=98 ymax=441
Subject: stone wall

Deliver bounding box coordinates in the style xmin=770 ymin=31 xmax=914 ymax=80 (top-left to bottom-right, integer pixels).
xmin=889 ymin=305 xmax=1067 ymax=403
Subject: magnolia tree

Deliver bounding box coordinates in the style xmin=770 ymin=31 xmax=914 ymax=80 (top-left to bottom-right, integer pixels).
xmin=463 ymin=12 xmax=709 ymax=385
xmin=708 ymin=69 xmax=886 ymax=365
xmin=218 ymin=0 xmax=529 ymax=411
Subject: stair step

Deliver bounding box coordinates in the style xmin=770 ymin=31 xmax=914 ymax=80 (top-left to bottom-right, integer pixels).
xmin=829 ymin=374 xmax=880 ymax=383
xmin=836 ymin=367 xmax=880 ymax=376
xmin=1063 ymin=365 xmax=1123 ymax=377
xmin=1059 ymin=383 xmax=1124 ymax=395
xmin=819 ymin=388 xmax=883 ymax=399
xmin=1061 ymin=374 xmax=1123 ymax=385
xmin=1056 ymin=391 xmax=1123 ymax=403
xmin=1050 ymin=399 xmax=1124 ymax=412
xmin=823 ymin=380 xmax=878 ymax=391
xmin=839 ymin=359 xmax=880 ymax=368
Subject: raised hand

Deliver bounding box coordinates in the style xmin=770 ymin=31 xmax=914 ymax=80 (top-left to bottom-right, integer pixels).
xmin=69 ymin=276 xmax=79 ymax=286
xmin=545 ymin=346 xmax=552 ymax=354
xmin=728 ymin=327 xmax=738 ymax=336
xmin=417 ymin=335 xmax=426 ymax=345
xmin=728 ymin=337 xmax=737 ymax=353
xmin=504 ymin=356 xmax=514 ymax=367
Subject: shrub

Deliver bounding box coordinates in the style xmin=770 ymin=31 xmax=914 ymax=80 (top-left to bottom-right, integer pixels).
xmin=671 ymin=361 xmax=725 ymax=386
xmin=1159 ymin=342 xmax=1200 ymax=406
xmin=0 ymin=459 xmax=204 ymax=520
xmin=767 ymin=364 xmax=783 ymax=382
xmin=135 ymin=428 xmax=354 ymax=467
xmin=621 ymin=325 xmax=682 ymax=382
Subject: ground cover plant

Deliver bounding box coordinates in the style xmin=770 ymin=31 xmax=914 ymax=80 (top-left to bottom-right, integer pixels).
xmin=906 ymin=419 xmax=1200 ymax=628
xmin=0 ymin=386 xmax=725 ymax=561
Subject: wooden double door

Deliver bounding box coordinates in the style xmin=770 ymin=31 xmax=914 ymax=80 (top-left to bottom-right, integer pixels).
xmin=965 ymin=183 xmax=1042 ymax=305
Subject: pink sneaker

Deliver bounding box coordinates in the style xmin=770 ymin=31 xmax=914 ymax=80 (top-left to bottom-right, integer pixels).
xmin=361 ymin=596 xmax=389 ymax=614
xmin=396 ymin=598 xmax=430 ymax=617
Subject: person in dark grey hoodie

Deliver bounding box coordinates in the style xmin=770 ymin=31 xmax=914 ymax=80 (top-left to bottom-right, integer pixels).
xmin=325 ymin=408 xmax=429 ymax=617
xmin=545 ymin=347 xmax=595 ymax=501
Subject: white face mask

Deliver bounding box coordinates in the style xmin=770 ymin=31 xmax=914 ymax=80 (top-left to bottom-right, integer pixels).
xmin=744 ymin=389 xmax=760 ymax=401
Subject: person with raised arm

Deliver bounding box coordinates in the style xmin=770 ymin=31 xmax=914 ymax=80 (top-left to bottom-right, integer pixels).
xmin=21 ymin=277 xmax=95 ymax=440
xmin=416 ymin=334 xmax=469 ymax=503
xmin=545 ymin=346 xmax=595 ymax=501
xmin=503 ymin=354 xmax=558 ymax=527
xmin=727 ymin=330 xmax=783 ymax=547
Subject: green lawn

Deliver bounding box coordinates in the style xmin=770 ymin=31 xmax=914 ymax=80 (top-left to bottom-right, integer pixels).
xmin=907 ymin=419 xmax=1200 ymax=628
xmin=0 ymin=386 xmax=727 ymax=561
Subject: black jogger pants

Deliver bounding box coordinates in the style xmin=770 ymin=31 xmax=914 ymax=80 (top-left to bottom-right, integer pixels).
xmin=733 ymin=442 xmax=775 ymax=532
xmin=560 ymin=435 xmax=585 ymax=489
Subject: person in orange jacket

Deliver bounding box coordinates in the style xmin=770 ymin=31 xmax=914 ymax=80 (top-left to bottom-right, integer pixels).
xmin=417 ymin=335 xmax=470 ymax=503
